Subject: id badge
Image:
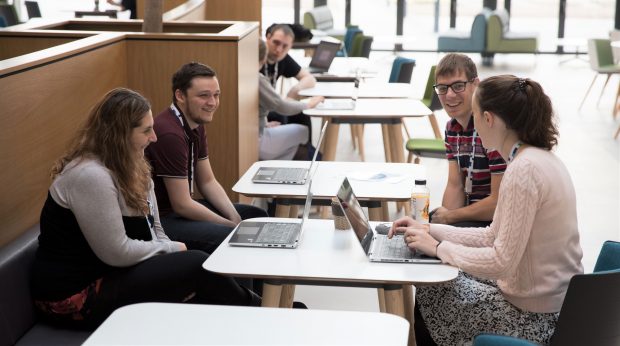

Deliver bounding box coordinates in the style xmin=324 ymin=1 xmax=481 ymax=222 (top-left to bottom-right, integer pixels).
xmin=465 ymin=176 xmax=473 ymax=194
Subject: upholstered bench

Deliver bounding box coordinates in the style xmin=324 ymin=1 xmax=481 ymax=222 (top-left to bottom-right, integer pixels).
xmin=303 ymin=5 xmax=346 ymax=38
xmin=0 ymin=225 xmax=91 ymax=346
xmin=437 ymin=8 xmax=492 ymax=53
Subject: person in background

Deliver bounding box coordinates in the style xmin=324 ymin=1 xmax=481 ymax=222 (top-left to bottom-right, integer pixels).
xmin=430 ymin=53 xmax=506 ymax=227
xmin=258 ymin=38 xmax=323 ymax=160
xmin=389 ymin=75 xmax=583 ymax=345
xmin=106 ymin=0 xmax=136 ymax=19
xmin=31 ymin=88 xmax=260 ymax=329
xmin=263 ymin=24 xmax=318 ymax=157
xmin=146 ymin=62 xmax=267 ymax=256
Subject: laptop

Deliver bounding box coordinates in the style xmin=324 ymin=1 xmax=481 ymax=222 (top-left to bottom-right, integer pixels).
xmin=336 ymin=177 xmax=441 ymax=264
xmin=315 ymin=78 xmax=359 ymax=111
xmin=228 ymin=165 xmax=316 ymax=248
xmin=252 ymin=121 xmax=328 ymax=184
xmin=308 ymin=40 xmax=341 ymax=74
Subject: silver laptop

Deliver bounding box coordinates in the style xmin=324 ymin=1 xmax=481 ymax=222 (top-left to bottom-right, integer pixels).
xmin=336 ymin=177 xmax=441 ymax=264
xmin=228 ymin=167 xmax=316 ymax=248
xmin=308 ymin=40 xmax=341 ymax=74
xmin=315 ymin=78 xmax=359 ymax=110
xmin=252 ymin=121 xmax=328 ymax=184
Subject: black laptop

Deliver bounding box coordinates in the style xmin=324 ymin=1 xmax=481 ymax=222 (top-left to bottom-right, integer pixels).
xmin=308 ymin=40 xmax=341 ymax=74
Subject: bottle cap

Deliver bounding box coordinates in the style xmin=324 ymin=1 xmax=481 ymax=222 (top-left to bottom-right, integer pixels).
xmin=414 ymin=179 xmax=427 ymax=185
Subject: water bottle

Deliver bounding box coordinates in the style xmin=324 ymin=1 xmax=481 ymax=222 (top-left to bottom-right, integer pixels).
xmin=411 ymin=179 xmax=430 ymax=224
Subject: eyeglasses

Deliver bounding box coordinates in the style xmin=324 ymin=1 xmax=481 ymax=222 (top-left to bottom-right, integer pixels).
xmin=433 ymin=79 xmax=475 ymax=95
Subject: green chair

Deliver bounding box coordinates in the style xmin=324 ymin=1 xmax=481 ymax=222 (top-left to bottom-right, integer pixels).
xmin=579 ymin=39 xmax=620 ymax=111
xmin=349 ymin=34 xmax=373 ymax=58
xmin=406 ymin=65 xmax=445 ymax=164
xmin=473 ymin=240 xmax=620 ymax=346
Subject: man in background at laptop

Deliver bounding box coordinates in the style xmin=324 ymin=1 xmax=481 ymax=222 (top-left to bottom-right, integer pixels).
xmin=146 ymin=62 xmax=267 ymax=255
xmin=430 ymin=53 xmax=506 ymax=227
xmin=263 ymin=24 xmax=317 ymax=157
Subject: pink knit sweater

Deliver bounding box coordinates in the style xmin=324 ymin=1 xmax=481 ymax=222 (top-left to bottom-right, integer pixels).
xmin=432 ymin=147 xmax=583 ymax=313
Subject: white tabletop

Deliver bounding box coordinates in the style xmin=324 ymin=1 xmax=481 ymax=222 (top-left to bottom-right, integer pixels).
xmin=299 ymin=56 xmax=379 ymax=78
xmin=233 ymin=160 xmax=425 ymax=201
xmin=204 ymin=218 xmax=458 ymax=285
xmin=83 ymin=302 xmax=409 ymax=345
xmin=303 ymin=98 xmax=432 ymax=118
xmin=299 ymin=82 xmax=416 ymax=98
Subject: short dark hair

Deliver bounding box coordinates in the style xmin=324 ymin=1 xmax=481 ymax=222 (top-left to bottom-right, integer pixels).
xmin=436 ymin=53 xmax=478 ymax=81
xmin=172 ymin=62 xmax=217 ymax=103
xmin=266 ymin=23 xmax=295 ymax=40
xmin=476 ymin=75 xmax=559 ymax=150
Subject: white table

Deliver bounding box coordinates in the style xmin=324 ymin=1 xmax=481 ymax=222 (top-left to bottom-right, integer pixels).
xmin=83 ymin=302 xmax=410 ymax=345
xmin=299 ymin=56 xmax=378 ymax=80
xmin=203 ymin=218 xmax=459 ymax=346
xmin=299 ymin=81 xmax=416 ymax=98
xmin=303 ymin=98 xmax=432 ymax=162
xmin=234 ymin=160 xmax=425 ymax=220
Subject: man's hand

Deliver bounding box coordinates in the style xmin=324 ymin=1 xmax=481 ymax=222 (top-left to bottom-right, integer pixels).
xmin=266 ymin=121 xmax=281 ymax=128
xmin=430 ymin=206 xmax=452 ymax=224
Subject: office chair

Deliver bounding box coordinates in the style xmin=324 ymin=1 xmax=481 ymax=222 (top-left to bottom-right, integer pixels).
xmin=406 ymin=65 xmax=446 ymax=164
xmin=473 ymin=240 xmax=620 ymax=346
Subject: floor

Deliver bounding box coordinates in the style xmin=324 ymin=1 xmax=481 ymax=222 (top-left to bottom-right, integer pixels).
xmin=295 ymin=50 xmax=620 ymax=312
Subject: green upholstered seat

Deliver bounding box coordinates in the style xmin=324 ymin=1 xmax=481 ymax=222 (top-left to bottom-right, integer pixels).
xmin=486 ymin=8 xmax=537 ymax=54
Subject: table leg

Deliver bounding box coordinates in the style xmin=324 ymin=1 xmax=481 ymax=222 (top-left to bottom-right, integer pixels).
xmin=384 ymin=285 xmax=414 ymax=346
xmin=381 ymin=125 xmax=392 ymax=162
xmin=388 ymin=123 xmax=405 ymax=163
xmin=275 ymin=203 xmax=291 ymax=218
xmin=262 ymin=282 xmax=283 ymax=307
xmin=403 ymin=285 xmax=416 ymax=346
xmin=288 ymin=205 xmax=299 ymax=218
xmin=377 ymin=288 xmax=386 ymax=312
xmin=322 ymin=119 xmax=339 ymax=161
xmin=381 ymin=201 xmax=390 ymax=221
xmin=279 ymin=284 xmax=296 ymax=308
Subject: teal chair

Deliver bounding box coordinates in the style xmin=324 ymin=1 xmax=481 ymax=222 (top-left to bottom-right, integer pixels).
xmin=406 ymin=65 xmax=445 ymax=163
xmin=473 ymin=240 xmax=620 ymax=346
xmin=336 ymin=26 xmax=362 ymax=57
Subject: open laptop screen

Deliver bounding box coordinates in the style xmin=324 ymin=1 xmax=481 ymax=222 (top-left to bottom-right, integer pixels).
xmin=336 ymin=177 xmax=373 ymax=254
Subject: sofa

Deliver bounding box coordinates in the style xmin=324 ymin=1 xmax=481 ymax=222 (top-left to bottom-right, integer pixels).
xmin=437 ymin=8 xmax=492 ymax=53
xmin=486 ymin=8 xmax=538 ymax=54
xmin=0 ymin=225 xmax=91 ymax=346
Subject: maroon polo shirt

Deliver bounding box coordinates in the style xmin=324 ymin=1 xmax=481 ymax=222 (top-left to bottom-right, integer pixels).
xmin=145 ymin=105 xmax=208 ymax=216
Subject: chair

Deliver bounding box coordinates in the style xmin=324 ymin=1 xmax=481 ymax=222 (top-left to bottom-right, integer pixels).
xmin=303 ymin=5 xmax=346 ymax=38
xmin=485 ymin=8 xmax=538 ymax=65
xmin=0 ymin=4 xmax=19 ymax=26
xmin=336 ymin=26 xmax=362 ymax=57
xmin=473 ymin=240 xmax=620 ymax=346
xmin=25 ymin=1 xmax=41 ymax=19
xmin=406 ymin=65 xmax=445 ymax=164
xmin=578 ymin=39 xmax=620 ymax=116
xmin=438 ymin=8 xmax=491 ymax=53
xmin=349 ymin=34 xmax=373 ymax=58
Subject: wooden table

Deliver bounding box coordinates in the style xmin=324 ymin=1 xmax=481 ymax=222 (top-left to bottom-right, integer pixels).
xmin=203 ymin=218 xmax=458 ymax=346
xmin=303 ymin=98 xmax=432 ymax=162
xmin=83 ymin=302 xmax=410 ymax=345
xmin=234 ymin=160 xmax=425 ymax=221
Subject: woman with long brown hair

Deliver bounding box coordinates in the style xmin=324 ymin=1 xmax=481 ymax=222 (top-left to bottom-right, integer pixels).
xmin=31 ymin=88 xmax=259 ymax=329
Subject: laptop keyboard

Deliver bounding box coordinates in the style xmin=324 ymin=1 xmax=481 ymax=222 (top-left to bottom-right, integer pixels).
xmin=272 ymin=168 xmax=307 ymax=182
xmin=316 ymin=100 xmax=355 ymax=110
xmin=373 ymin=235 xmax=415 ymax=259
xmin=255 ymin=223 xmax=299 ymax=244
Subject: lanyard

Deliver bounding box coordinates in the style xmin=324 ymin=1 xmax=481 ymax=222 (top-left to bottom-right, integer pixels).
xmin=264 ymin=62 xmax=278 ymax=88
xmin=456 ymin=129 xmax=477 ymax=196
xmin=170 ymin=104 xmax=195 ymax=195
xmin=145 ymin=199 xmax=154 ymax=231
xmin=508 ymin=141 xmax=524 ymax=163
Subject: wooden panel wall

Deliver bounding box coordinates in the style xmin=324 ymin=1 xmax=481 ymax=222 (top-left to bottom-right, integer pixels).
xmin=125 ymin=33 xmax=259 ymax=201
xmin=0 ymin=42 xmax=128 ymax=246
xmin=0 ymin=36 xmax=77 ymax=60
xmin=204 ymin=0 xmax=262 ymax=23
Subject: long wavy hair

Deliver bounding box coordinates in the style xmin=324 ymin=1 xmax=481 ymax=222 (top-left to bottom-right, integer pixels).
xmin=51 ymin=88 xmax=152 ymax=214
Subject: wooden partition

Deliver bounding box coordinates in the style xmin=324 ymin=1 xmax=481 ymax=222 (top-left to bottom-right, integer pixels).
xmin=0 ymin=20 xmax=259 ymax=247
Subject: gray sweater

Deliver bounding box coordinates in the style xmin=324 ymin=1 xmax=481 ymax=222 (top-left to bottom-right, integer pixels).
xmin=49 ymin=158 xmax=181 ymax=267
xmin=258 ymin=73 xmax=308 ymax=136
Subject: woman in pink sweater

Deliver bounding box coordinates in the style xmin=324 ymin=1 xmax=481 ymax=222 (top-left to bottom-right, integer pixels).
xmin=389 ymin=75 xmax=583 ymax=345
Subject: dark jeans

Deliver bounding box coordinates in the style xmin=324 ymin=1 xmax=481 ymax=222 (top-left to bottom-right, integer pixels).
xmin=268 ymin=111 xmax=312 ymax=144
xmin=429 ymin=210 xmax=492 ymax=228
xmin=161 ymin=199 xmax=267 ymax=293
xmin=55 ymin=251 xmax=256 ymax=330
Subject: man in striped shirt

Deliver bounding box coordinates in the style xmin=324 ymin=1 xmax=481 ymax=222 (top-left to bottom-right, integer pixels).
xmin=430 ymin=54 xmax=506 ymax=227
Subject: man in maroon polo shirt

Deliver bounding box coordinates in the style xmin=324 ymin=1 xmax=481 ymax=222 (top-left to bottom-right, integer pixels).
xmin=146 ymin=62 xmax=267 ymax=255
